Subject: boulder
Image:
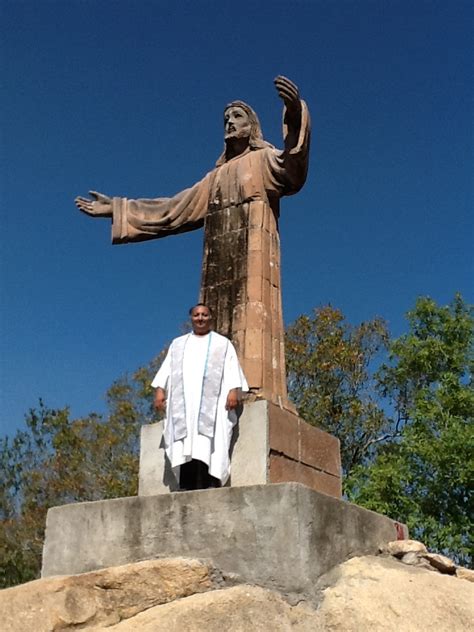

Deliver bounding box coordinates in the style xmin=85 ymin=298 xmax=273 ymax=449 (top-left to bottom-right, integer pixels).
xmin=422 ymin=552 xmax=456 ymax=574
xmin=314 ymin=555 xmax=474 ymax=631
xmin=95 ymin=585 xmax=319 ymax=631
xmin=381 ymin=539 xmax=427 ymax=557
xmin=2 ymin=554 xmax=473 ymax=631
xmin=0 ymin=558 xmax=218 ymax=632
xmin=456 ymin=567 xmax=474 ymax=583
xmin=400 ymin=551 xmax=434 ymax=570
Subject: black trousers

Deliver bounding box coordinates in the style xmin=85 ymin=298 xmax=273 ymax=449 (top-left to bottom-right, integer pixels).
xmin=179 ymin=459 xmax=221 ymax=490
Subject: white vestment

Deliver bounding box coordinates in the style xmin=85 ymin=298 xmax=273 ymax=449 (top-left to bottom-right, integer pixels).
xmin=151 ymin=331 xmax=248 ymax=484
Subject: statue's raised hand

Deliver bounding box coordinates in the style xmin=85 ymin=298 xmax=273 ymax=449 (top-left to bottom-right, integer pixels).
xmin=75 ymin=191 xmax=112 ymax=218
xmin=274 ymin=75 xmax=301 ymax=115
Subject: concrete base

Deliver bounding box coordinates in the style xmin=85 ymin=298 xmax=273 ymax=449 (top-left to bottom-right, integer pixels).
xmin=139 ymin=400 xmax=342 ymax=498
xmin=42 ymin=483 xmax=407 ymax=602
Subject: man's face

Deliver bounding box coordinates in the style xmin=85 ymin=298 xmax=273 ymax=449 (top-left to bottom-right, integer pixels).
xmin=224 ymin=106 xmax=251 ymax=141
xmin=191 ymin=305 xmax=212 ymax=336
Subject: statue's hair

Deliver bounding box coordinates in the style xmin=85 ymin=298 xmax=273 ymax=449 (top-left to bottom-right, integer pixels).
xmin=216 ymin=101 xmax=274 ymax=167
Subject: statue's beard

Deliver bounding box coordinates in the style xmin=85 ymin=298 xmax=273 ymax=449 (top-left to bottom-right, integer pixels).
xmin=225 ymin=127 xmax=251 ymax=141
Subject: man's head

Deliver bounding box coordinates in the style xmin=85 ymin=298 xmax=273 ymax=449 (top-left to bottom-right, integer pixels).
xmin=189 ymin=303 xmax=213 ymax=336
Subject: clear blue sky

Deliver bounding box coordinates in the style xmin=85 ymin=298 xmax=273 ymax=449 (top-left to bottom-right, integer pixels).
xmin=1 ymin=0 xmax=472 ymax=437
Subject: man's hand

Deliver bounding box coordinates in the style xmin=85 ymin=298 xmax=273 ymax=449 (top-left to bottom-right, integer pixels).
xmin=154 ymin=387 xmax=167 ymax=412
xmin=274 ymin=75 xmax=301 ymax=116
xmin=75 ymin=190 xmax=113 ymax=217
xmin=225 ymin=388 xmax=240 ymax=411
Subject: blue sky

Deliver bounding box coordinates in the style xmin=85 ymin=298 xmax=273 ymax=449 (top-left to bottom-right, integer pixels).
xmin=1 ymin=0 xmax=472 ymax=437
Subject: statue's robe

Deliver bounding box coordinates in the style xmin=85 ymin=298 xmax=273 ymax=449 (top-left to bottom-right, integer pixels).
xmin=111 ymin=102 xmax=310 ymax=405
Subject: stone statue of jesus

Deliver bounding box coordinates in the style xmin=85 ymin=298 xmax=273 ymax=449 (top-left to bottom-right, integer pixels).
xmin=76 ymin=76 xmax=310 ymax=408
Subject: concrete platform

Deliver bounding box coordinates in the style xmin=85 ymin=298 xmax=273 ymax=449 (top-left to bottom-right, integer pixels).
xmin=42 ymin=483 xmax=407 ymax=601
xmin=139 ymin=400 xmax=342 ymax=497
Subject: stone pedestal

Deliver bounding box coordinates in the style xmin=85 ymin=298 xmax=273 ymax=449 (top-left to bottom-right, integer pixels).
xmin=41 ymin=483 xmax=407 ymax=602
xmin=139 ymin=400 xmax=342 ymax=498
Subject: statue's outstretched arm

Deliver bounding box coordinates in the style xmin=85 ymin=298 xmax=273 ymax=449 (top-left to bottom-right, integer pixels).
xmin=274 ymin=75 xmax=304 ymax=151
xmin=75 ymin=191 xmax=112 ymax=218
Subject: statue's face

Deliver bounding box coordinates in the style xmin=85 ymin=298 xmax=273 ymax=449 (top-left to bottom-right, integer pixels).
xmin=191 ymin=305 xmax=212 ymax=336
xmin=224 ymin=106 xmax=251 ymax=141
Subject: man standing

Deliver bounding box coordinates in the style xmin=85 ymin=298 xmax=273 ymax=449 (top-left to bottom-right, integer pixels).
xmin=152 ymin=304 xmax=248 ymax=490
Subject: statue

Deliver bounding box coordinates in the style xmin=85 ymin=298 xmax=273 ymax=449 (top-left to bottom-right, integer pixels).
xmin=76 ymin=76 xmax=310 ymax=408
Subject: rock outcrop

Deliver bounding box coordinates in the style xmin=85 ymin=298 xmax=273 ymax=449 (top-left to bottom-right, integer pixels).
xmin=1 ymin=552 xmax=473 ymax=631
xmin=0 ymin=558 xmax=219 ymax=631
xmin=94 ymin=585 xmax=318 ymax=631
xmin=313 ymin=555 xmax=473 ymax=632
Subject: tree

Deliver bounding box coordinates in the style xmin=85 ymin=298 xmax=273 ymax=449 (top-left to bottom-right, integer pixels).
xmin=285 ymin=305 xmax=391 ymax=480
xmin=348 ymin=295 xmax=473 ymax=566
xmin=0 ymin=353 xmax=164 ymax=588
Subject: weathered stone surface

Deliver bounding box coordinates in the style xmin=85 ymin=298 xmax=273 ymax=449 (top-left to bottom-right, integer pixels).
xmin=401 ymin=551 xmax=434 ymax=570
xmin=456 ymin=567 xmax=474 ymax=582
xmin=42 ymin=483 xmax=402 ymax=595
xmin=139 ymin=401 xmax=342 ymax=498
xmin=381 ymin=539 xmax=427 ymax=557
xmin=5 ymin=555 xmax=474 ymax=631
xmin=423 ymin=552 xmax=456 ymax=574
xmin=314 ymin=555 xmax=474 ymax=631
xmin=267 ymin=402 xmax=342 ymax=480
xmin=268 ymin=401 xmax=300 ymax=459
xmin=269 ymin=453 xmax=341 ymax=498
xmin=0 ymin=558 xmax=216 ymax=632
xmin=96 ymin=585 xmax=319 ymax=631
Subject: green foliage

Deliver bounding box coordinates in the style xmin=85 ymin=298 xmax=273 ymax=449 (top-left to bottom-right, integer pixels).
xmin=286 ymin=305 xmax=391 ymax=478
xmin=348 ymin=295 xmax=474 ymax=566
xmin=0 ymin=352 xmax=164 ymax=588
xmin=287 ymin=296 xmax=473 ymax=565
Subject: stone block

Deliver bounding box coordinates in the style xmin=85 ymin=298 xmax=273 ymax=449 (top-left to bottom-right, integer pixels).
xmin=268 ymin=403 xmax=299 ymax=460
xmin=269 ymin=454 xmax=342 ymax=498
xmin=245 ymin=301 xmax=269 ymax=330
xmin=299 ymin=421 xmax=341 ymax=476
xmin=42 ymin=483 xmax=406 ymax=605
xmin=229 ymin=401 xmax=268 ymax=487
xmin=269 ymin=255 xmax=281 ymax=288
xmin=247 ymin=250 xmax=264 ymax=280
xmin=138 ymin=400 xmax=342 ymax=498
xmin=248 ymin=226 xmax=268 ymax=252
xmin=231 ymin=304 xmax=245 ymax=332
xmin=230 ymin=329 xmax=245 ymax=358
xmin=262 ymin=278 xmax=271 ymax=311
xmin=247 ymin=275 xmax=263 ymax=301
xmin=244 ymin=328 xmax=263 ymax=360
xmin=261 ymin=331 xmax=274 ymax=391
xmin=139 ymin=422 xmax=179 ymax=495
xmin=241 ymin=357 xmax=262 ymax=388
xmin=248 ymin=200 xmax=264 ymax=229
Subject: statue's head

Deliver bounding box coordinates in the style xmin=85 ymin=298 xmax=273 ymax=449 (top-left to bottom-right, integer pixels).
xmin=216 ymin=100 xmax=273 ymax=166
xmin=224 ymin=102 xmax=261 ymax=143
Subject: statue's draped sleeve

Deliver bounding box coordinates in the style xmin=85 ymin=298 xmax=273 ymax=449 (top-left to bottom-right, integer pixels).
xmin=262 ymin=99 xmax=311 ymax=198
xmin=110 ymin=173 xmax=211 ymax=244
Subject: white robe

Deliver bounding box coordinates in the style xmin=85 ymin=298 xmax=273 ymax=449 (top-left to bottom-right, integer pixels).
xmin=151 ymin=332 xmax=248 ymax=484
